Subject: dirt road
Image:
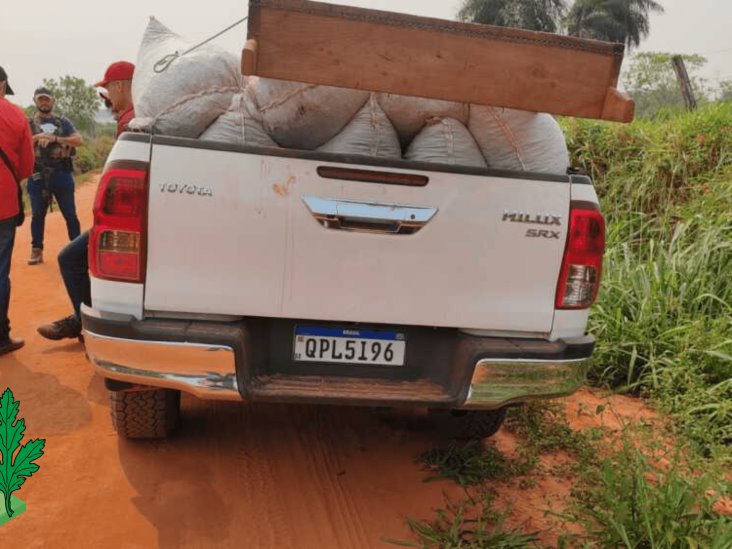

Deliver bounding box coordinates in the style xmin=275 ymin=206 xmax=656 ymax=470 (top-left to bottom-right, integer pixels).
xmin=0 ymin=178 xmax=656 ymax=548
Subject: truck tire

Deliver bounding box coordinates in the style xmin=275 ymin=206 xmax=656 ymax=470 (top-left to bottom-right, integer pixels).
xmin=109 ymin=388 xmax=181 ymax=439
xmin=432 ymin=407 xmax=508 ymax=441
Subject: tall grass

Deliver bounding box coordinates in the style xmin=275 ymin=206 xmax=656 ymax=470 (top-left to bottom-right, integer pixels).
xmin=562 ymin=103 xmax=732 ymax=455
xmin=563 ymin=438 xmax=732 ymax=548
xmin=564 ymin=103 xmax=732 ymax=218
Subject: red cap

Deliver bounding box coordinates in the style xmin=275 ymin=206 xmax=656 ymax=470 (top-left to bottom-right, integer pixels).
xmin=95 ymin=61 xmax=135 ymax=88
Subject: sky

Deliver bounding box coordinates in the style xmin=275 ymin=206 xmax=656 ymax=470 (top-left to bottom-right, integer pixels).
xmin=1 ymin=0 xmax=731 ymax=108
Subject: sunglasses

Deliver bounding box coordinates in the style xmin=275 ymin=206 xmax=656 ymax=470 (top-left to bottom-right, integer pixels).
xmin=99 ymin=93 xmax=113 ymax=110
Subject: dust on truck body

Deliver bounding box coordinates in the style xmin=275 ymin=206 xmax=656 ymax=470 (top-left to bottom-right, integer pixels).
xmin=81 ymin=0 xmax=631 ymax=439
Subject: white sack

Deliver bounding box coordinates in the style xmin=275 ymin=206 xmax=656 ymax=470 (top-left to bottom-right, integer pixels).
xmin=316 ymin=95 xmax=401 ymax=159
xmin=468 ymin=106 xmax=569 ymax=174
xmin=377 ymin=93 xmax=470 ymax=148
xmin=405 ymin=117 xmax=487 ymax=168
xmin=247 ymin=77 xmax=369 ymax=150
xmin=130 ymin=17 xmax=243 ymax=138
xmin=199 ymin=93 xmax=277 ymax=148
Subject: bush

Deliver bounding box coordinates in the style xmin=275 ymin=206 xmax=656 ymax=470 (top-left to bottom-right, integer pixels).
xmin=73 ymin=134 xmax=115 ymax=174
xmin=562 ymin=104 xmax=732 ymax=456
xmin=563 ymin=102 xmax=732 ymax=219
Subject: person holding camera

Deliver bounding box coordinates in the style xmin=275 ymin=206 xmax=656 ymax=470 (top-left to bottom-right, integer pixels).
xmin=0 ymin=66 xmax=35 ymax=355
xmin=27 ymin=86 xmax=83 ymax=265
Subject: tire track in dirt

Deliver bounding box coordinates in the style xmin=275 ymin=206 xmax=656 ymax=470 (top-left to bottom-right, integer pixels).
xmin=295 ymin=407 xmax=372 ymax=548
xmin=231 ymin=401 xmax=296 ymax=548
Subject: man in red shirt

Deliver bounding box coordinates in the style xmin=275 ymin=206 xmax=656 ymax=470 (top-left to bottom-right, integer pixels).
xmin=95 ymin=61 xmax=135 ymax=137
xmin=37 ymin=61 xmax=135 ymax=341
xmin=0 ymin=66 xmax=35 ymax=355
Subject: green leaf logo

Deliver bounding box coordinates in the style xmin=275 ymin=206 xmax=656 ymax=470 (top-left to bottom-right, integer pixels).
xmin=0 ymin=388 xmax=45 ymax=519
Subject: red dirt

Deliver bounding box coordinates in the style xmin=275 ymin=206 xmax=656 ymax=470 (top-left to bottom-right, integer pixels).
xmin=0 ymin=178 xmax=659 ymax=547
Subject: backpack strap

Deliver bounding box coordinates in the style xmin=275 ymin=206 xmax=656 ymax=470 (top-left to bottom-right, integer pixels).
xmin=0 ymin=146 xmax=26 ymax=226
xmin=0 ymin=146 xmax=19 ymax=183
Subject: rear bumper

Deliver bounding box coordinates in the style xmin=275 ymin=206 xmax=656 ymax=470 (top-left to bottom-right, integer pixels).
xmin=81 ymin=305 xmax=594 ymax=409
xmin=464 ymin=359 xmax=590 ymax=409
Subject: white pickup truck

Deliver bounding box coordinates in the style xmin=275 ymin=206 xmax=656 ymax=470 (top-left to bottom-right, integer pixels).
xmin=81 ymin=132 xmax=605 ymax=439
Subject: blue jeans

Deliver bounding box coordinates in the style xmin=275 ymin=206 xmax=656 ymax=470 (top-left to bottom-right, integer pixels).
xmin=0 ymin=218 xmax=17 ymax=340
xmin=59 ymin=230 xmax=90 ymax=320
xmin=28 ymin=169 xmax=81 ymax=250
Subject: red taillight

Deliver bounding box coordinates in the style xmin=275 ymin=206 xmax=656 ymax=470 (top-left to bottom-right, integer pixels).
xmin=89 ymin=160 xmax=149 ymax=283
xmin=555 ymin=203 xmax=605 ymax=309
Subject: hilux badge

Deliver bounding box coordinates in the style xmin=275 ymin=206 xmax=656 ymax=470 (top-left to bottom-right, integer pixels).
xmin=502 ymin=210 xmax=562 ymax=226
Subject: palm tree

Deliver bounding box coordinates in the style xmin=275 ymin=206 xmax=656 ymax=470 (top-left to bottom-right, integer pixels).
xmin=566 ymin=0 xmax=664 ymax=50
xmin=457 ymin=0 xmax=568 ymax=33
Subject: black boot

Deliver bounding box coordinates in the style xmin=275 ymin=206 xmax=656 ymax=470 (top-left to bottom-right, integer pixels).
xmin=37 ymin=315 xmax=82 ymax=340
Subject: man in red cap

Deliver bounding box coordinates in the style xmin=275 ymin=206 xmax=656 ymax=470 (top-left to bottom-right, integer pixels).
xmin=95 ymin=61 xmax=135 ymax=137
xmin=37 ymin=61 xmax=135 ymax=341
xmin=0 ymin=65 xmax=34 ymax=354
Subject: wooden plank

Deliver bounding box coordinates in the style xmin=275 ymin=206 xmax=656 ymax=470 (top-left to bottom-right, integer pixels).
xmin=602 ymin=88 xmax=635 ymax=122
xmin=243 ymin=0 xmax=634 ymax=123
xmin=242 ymin=39 xmax=258 ymax=75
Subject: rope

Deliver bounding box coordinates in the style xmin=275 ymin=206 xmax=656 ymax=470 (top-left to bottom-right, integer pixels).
xmin=154 ymin=16 xmax=249 ymax=73
xmin=368 ymin=95 xmax=380 ymax=156
xmin=130 ymin=85 xmax=244 ymax=132
xmin=488 ymin=107 xmax=527 ymax=171
xmin=257 ymin=84 xmax=319 ymax=113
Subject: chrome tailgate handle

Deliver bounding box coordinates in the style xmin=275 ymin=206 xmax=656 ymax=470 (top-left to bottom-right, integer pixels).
xmin=302 ymin=196 xmax=437 ymax=235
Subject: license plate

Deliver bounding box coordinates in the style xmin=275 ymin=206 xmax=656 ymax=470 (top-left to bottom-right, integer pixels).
xmin=293 ymin=326 xmax=406 ymax=366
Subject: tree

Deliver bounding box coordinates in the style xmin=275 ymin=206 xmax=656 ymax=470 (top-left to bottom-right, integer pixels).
xmin=30 ymin=76 xmax=100 ymax=135
xmin=457 ymin=0 xmax=567 ymax=33
xmin=566 ymin=0 xmax=664 ymax=50
xmin=622 ymin=52 xmax=709 ymax=118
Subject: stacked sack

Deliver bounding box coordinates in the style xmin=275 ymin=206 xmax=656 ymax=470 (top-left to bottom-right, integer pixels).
xmin=405 ymin=117 xmax=486 ymax=168
xmin=130 ymin=17 xmax=244 ymax=138
xmin=198 ymin=92 xmax=276 ymax=148
xmin=317 ymin=94 xmax=401 ymax=159
xmin=129 ymin=18 xmax=570 ymax=175
xmin=375 ymin=93 xmax=568 ymax=174
xmin=468 ymin=106 xmax=569 ymax=174
xmin=247 ymin=77 xmax=369 ymax=150
xmin=376 ymin=94 xmax=470 ymax=149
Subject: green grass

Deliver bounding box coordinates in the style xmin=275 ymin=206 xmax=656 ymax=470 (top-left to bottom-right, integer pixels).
xmin=562 ymin=103 xmax=732 ymax=457
xmin=563 ymin=103 xmax=732 ymax=218
xmin=547 ymin=161 xmax=732 ymax=543
xmin=74 ymin=134 xmax=115 ymax=174
xmin=405 ymin=402 xmax=731 ymax=548
xmin=418 ymin=441 xmax=530 ymax=487
xmin=401 ymin=404 xmax=603 ymax=548
xmin=390 ymin=490 xmax=540 ymax=548
xmin=505 ymin=402 xmax=602 ymax=461
xmin=560 ymin=438 xmax=732 ymax=548
xmin=0 ymin=495 xmax=26 ymax=526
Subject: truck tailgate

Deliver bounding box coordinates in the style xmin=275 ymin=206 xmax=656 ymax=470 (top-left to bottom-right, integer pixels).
xmin=144 ymin=142 xmax=569 ymax=333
